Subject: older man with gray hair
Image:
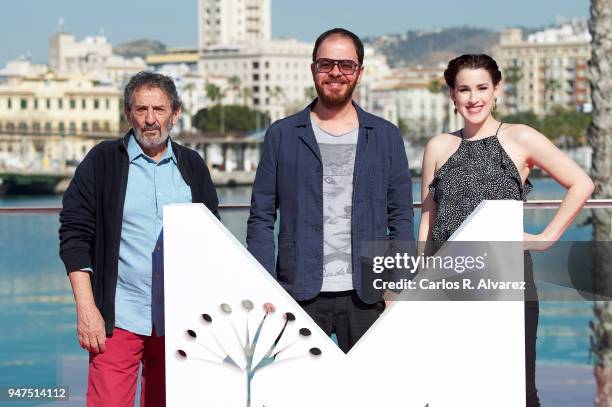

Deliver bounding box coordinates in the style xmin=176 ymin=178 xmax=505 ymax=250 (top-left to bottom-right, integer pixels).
xmin=59 ymin=71 xmax=219 ymax=406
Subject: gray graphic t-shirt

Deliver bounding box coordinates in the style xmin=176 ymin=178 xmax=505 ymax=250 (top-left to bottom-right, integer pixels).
xmin=311 ymin=117 xmax=359 ymax=292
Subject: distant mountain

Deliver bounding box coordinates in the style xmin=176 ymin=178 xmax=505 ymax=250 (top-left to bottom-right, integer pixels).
xmin=114 ymin=39 xmax=166 ymax=59
xmin=365 ymin=27 xmax=500 ymax=67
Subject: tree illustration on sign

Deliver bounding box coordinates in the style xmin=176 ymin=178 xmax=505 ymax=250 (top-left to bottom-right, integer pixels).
xmin=176 ymin=299 xmax=322 ymax=407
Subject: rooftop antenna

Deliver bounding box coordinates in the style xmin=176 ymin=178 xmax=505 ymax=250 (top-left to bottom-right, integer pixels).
xmin=58 ymin=17 xmax=64 ymax=33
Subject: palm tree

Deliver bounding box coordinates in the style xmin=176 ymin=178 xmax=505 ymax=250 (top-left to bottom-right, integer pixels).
xmin=205 ymin=83 xmax=226 ymax=133
xmin=588 ymin=1 xmax=612 ymax=406
xmin=269 ymin=86 xmax=285 ymax=103
xmin=543 ymin=78 xmax=562 ymax=113
xmin=241 ymin=86 xmax=253 ymax=107
xmin=228 ymin=76 xmax=241 ymax=104
xmin=206 ymin=83 xmax=221 ymax=104
xmin=427 ymin=78 xmax=449 ymax=132
xmin=264 ymin=86 xmax=286 ymax=127
xmin=504 ymin=65 xmax=523 ymax=114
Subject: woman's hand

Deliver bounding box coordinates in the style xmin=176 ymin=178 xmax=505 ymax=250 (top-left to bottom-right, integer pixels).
xmin=523 ymin=232 xmax=554 ymax=251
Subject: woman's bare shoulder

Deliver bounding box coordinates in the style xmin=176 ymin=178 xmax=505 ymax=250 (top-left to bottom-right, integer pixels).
xmin=426 ymin=132 xmax=462 ymax=150
xmin=501 ymin=123 xmax=544 ymax=144
xmin=423 ymin=132 xmax=462 ymax=169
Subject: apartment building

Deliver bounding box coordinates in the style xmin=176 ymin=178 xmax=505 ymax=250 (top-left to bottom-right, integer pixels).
xmin=495 ymin=19 xmax=591 ymax=115
xmin=200 ymin=39 xmax=313 ymax=122
xmin=197 ymin=0 xmax=271 ymax=48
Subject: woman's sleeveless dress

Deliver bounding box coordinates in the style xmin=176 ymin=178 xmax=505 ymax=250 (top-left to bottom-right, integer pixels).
xmin=428 ymin=124 xmax=540 ymax=406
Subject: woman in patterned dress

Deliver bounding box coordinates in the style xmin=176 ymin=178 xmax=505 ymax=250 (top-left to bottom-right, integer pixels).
xmin=418 ymin=54 xmax=594 ymax=406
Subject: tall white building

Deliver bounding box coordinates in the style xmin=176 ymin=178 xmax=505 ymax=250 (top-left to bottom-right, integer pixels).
xmin=197 ymin=0 xmax=271 ymax=48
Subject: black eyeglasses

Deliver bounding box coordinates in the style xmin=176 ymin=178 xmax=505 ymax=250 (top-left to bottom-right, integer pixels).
xmin=313 ymin=58 xmax=360 ymax=75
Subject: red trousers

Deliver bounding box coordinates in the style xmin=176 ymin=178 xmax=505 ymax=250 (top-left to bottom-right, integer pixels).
xmin=87 ymin=327 xmax=165 ymax=407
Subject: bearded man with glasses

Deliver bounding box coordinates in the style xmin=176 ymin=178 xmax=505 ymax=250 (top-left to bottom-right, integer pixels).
xmin=247 ymin=28 xmax=414 ymax=353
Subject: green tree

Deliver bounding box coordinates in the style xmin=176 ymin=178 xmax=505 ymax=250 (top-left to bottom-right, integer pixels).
xmin=540 ymin=107 xmax=591 ymax=147
xmin=241 ymin=86 xmax=253 ymax=107
xmin=228 ymin=76 xmax=241 ymax=92
xmin=499 ymin=111 xmax=542 ymax=132
xmin=397 ymin=118 xmax=409 ymax=136
xmin=192 ymin=105 xmax=269 ymax=133
xmin=500 ymin=109 xmax=591 ymax=147
xmin=588 ymin=1 xmax=612 ymax=405
xmin=427 ymin=78 xmax=449 ymax=132
xmin=269 ymin=86 xmax=285 ymax=103
xmin=205 ymin=83 xmax=221 ymax=104
xmin=206 ymin=83 xmax=227 ymax=133
xmin=504 ymin=65 xmax=523 ymax=114
xmin=543 ymin=78 xmax=562 ymax=113
xmin=304 ymin=86 xmax=317 ymax=101
xmin=427 ymin=79 xmax=443 ymax=94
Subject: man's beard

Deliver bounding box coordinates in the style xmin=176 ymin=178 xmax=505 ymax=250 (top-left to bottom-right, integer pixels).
xmin=314 ymin=78 xmax=358 ymax=108
xmin=133 ymin=123 xmax=172 ymax=150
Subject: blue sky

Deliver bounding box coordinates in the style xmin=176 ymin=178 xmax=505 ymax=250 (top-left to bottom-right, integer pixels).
xmin=2 ymin=0 xmax=589 ymax=65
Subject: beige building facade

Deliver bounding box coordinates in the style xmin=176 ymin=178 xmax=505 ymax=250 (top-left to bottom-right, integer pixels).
xmin=0 ymin=70 xmax=121 ymax=136
xmin=495 ymin=20 xmax=591 ymax=115
xmin=0 ymin=70 xmax=120 ymax=169
xmin=371 ymin=78 xmax=450 ymax=140
xmin=200 ymin=40 xmax=313 ymax=122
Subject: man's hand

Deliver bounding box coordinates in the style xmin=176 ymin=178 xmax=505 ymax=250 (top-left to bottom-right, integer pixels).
xmin=68 ymin=270 xmax=106 ymax=354
xmin=76 ymin=303 xmax=106 ymax=354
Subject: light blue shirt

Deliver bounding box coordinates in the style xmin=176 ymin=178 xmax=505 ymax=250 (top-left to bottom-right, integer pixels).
xmin=114 ymin=133 xmax=192 ymax=336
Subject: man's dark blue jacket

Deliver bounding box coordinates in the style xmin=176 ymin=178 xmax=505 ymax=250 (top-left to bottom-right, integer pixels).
xmin=59 ymin=132 xmax=219 ymax=335
xmin=246 ymin=100 xmax=414 ymax=302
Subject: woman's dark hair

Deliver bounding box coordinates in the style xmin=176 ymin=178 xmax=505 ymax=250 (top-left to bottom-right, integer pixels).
xmin=124 ymin=71 xmax=182 ymax=112
xmin=312 ymin=28 xmax=364 ymax=65
xmin=444 ymin=54 xmax=502 ymax=89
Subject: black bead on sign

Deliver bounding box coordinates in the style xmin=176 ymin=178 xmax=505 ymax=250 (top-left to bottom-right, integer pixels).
xmin=299 ymin=328 xmax=311 ymax=336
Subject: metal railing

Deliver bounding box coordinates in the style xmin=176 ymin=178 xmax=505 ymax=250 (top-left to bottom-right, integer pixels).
xmin=1 ymin=199 xmax=611 ymax=214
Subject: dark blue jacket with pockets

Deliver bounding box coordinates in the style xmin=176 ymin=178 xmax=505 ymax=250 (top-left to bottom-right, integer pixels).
xmin=246 ymin=101 xmax=414 ymax=302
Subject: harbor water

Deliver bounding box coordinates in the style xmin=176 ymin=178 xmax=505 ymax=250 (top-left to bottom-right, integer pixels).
xmin=0 ymin=178 xmax=597 ymax=404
